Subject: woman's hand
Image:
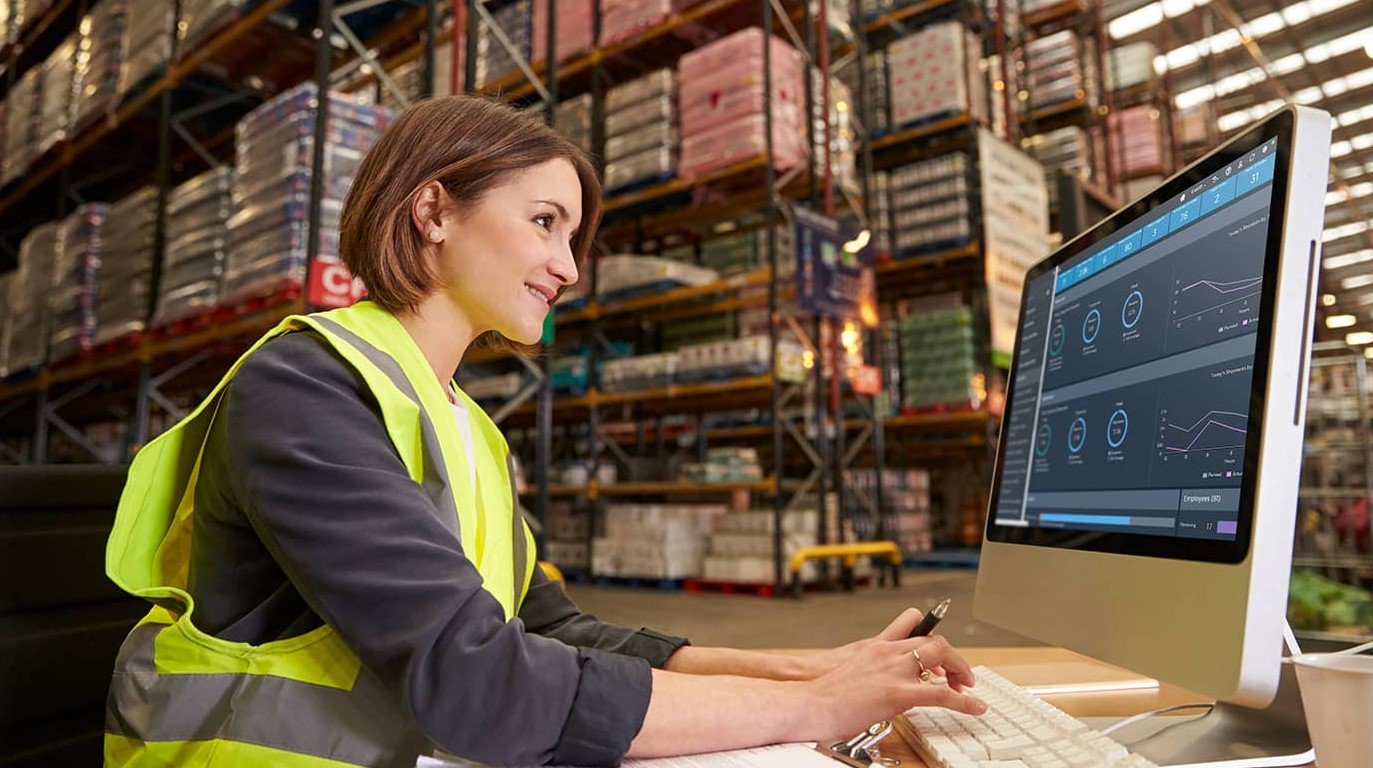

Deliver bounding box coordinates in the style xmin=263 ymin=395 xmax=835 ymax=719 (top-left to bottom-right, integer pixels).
xmin=785 ymin=607 xmax=932 ymax=680
xmin=801 ymin=634 xmax=987 ymax=744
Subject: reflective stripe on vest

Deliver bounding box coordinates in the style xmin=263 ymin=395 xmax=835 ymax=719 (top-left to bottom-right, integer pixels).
xmin=105 ymin=624 xmax=429 ymax=767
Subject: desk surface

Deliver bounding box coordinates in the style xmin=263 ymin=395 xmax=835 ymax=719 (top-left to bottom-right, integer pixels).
xmin=879 ymin=647 xmax=1317 ymax=768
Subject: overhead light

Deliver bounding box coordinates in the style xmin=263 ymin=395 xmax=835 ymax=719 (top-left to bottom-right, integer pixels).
xmin=1343 ymin=274 xmax=1373 ymax=290
xmin=1366 ymin=347 xmax=1373 ymax=359
xmin=1326 ymin=182 xmax=1373 ymax=206
xmin=1327 ymin=314 xmax=1358 ymax=328
xmin=1326 ymin=248 xmax=1373 ymax=270
xmin=1324 ymin=221 xmax=1372 ymax=243
xmin=843 ymin=229 xmax=871 ymax=254
xmin=1174 ymin=25 xmax=1373 ymax=109
xmin=1346 ymin=331 xmax=1373 ymax=345
xmin=1323 ymin=293 xmax=1338 ymax=306
xmin=1152 ymin=0 xmax=1359 ymax=73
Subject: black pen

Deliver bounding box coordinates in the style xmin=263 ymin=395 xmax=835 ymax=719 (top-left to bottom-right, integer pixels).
xmin=908 ymin=598 xmax=951 ymax=638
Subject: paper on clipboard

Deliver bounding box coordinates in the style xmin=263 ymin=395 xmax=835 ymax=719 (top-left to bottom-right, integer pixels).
xmin=416 ymin=742 xmax=841 ymax=768
xmin=621 ymin=743 xmax=841 ymax=767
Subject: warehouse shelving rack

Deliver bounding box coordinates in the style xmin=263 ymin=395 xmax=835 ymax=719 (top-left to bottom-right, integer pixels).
xmin=453 ymin=0 xmax=894 ymax=591
xmin=1291 ymin=341 xmax=1373 ymax=642
xmin=0 ymin=0 xmax=447 ymax=463
xmin=1013 ymin=0 xmax=1116 ymax=199
xmin=848 ymin=0 xmax=1012 ymax=551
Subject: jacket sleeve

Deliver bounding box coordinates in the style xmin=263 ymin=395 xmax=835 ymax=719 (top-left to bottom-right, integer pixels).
xmin=215 ymin=331 xmax=650 ymax=767
xmin=519 ymin=567 xmax=689 ymax=668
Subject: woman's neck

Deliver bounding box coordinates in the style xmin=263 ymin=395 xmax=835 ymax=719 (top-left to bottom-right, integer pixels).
xmin=394 ymin=296 xmax=481 ymax=393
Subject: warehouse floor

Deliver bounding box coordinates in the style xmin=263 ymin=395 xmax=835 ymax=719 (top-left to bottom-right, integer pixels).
xmin=564 ymin=568 xmax=1041 ymax=650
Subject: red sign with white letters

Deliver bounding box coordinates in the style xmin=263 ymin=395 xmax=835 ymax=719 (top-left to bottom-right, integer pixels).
xmin=308 ymin=259 xmax=367 ymax=308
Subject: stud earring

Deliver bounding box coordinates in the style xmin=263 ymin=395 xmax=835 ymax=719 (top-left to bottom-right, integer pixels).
xmin=428 ymin=231 xmax=441 ymax=242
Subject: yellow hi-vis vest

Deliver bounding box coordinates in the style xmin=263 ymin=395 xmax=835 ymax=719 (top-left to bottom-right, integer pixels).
xmin=104 ymin=302 xmax=536 ymax=768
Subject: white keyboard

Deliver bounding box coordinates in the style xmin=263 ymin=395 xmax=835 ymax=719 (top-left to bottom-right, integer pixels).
xmin=902 ymin=665 xmax=1159 ymax=768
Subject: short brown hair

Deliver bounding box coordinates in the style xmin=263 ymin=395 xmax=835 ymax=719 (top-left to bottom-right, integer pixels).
xmin=340 ymin=96 xmax=602 ymax=312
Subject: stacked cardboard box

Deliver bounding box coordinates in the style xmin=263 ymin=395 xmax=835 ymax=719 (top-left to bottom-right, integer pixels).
xmin=676 ymin=335 xmax=805 ymax=382
xmin=888 ymin=151 xmax=971 ymax=254
xmin=871 ymin=170 xmax=892 ymax=255
xmin=660 ymin=313 xmax=736 ymax=351
xmin=180 ymin=0 xmax=244 ymax=50
xmin=604 ymin=69 xmax=679 ymax=192
xmin=8 ymin=0 xmax=55 ymax=42
xmin=898 ymin=300 xmax=978 ymax=410
xmin=813 ymin=70 xmax=860 ymax=195
xmin=698 ymin=225 xmax=795 ymax=277
xmin=95 ymin=187 xmax=157 ymax=345
xmin=4 ymin=223 xmax=58 ymax=374
xmin=48 ymin=204 xmax=107 ymax=363
xmin=37 ymin=36 xmax=77 ymax=157
xmin=1025 ymin=126 xmax=1092 ymax=204
xmin=887 ymin=21 xmax=987 ymax=129
xmin=532 ymin=0 xmax=593 ymax=65
xmin=1096 ymin=104 xmax=1166 ymax=180
xmin=599 ymin=0 xmax=670 ymax=46
xmin=120 ymin=0 xmax=173 ymax=101
xmin=0 ymin=2 xmax=13 ymax=47
xmin=544 ymin=497 xmax=591 ymax=570
xmin=2 ymin=67 xmax=41 ymax=185
xmin=73 ymin=0 xmax=127 ymax=133
xmin=1106 ymin=41 xmax=1158 ymax=92
xmin=1024 ymin=29 xmax=1095 ymax=111
xmin=476 ymin=1 xmax=531 ymax=88
xmin=157 ymin=167 xmax=234 ymax=325
xmin=556 ymin=93 xmax=593 ymax=154
xmin=679 ymin=447 xmax=764 ymax=484
xmin=225 ymin=84 xmax=390 ymax=306
xmin=678 ymin=27 xmax=806 ymax=181
xmin=378 ymin=38 xmax=456 ymax=110
xmin=866 ymin=50 xmax=890 ymax=133
xmin=596 ymin=254 xmax=717 ymax=299
xmin=845 ymin=468 xmax=932 ymax=555
xmin=702 ymin=507 xmax=819 ymax=583
xmin=601 ymin=352 xmax=677 ymax=391
xmin=593 ymin=504 xmax=725 ymax=579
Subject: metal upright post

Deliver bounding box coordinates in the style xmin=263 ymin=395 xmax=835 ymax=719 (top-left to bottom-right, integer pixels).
xmin=762 ymin=0 xmax=785 ymax=593
xmin=464 ymin=0 xmax=479 ymax=96
xmin=423 ymin=0 xmax=439 ymax=97
xmin=131 ymin=14 xmax=180 ymax=460
xmin=305 ymin=0 xmax=335 ymax=297
xmin=854 ymin=0 xmax=887 ymax=549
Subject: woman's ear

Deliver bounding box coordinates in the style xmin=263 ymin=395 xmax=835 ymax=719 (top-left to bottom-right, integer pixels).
xmin=411 ymin=181 xmax=449 ymax=244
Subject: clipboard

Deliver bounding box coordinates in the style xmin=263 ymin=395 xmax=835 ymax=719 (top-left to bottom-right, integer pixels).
xmin=813 ymin=720 xmax=901 ymax=767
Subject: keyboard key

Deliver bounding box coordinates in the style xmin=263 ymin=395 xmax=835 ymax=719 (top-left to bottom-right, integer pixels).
xmin=906 ymin=667 xmax=1158 ymax=768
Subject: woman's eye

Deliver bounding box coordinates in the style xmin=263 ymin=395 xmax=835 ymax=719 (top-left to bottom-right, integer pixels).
xmin=535 ymin=214 xmax=554 ymax=230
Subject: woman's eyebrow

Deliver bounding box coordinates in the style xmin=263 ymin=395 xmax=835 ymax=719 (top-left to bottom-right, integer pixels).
xmin=534 ymin=199 xmax=570 ymax=220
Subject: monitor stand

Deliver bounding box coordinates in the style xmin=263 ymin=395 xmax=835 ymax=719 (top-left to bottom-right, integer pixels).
xmin=1086 ymin=660 xmax=1313 ymax=768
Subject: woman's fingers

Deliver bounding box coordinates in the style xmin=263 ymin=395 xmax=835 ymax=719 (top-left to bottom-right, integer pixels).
xmin=899 ymin=635 xmax=977 ymax=691
xmin=913 ymin=680 xmax=989 ymax=716
xmin=878 ymin=607 xmax=925 ymax=640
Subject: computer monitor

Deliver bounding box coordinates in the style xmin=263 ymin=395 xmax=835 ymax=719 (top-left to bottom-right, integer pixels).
xmin=974 ymin=106 xmax=1332 ymax=714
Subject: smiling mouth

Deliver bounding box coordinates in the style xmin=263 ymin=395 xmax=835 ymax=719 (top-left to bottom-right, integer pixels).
xmin=525 ymin=283 xmax=554 ymax=304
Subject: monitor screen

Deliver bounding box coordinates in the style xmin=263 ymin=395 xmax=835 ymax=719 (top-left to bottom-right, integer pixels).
xmin=987 ymin=121 xmax=1291 ymax=565
xmin=975 ymin=106 xmax=1331 ymax=711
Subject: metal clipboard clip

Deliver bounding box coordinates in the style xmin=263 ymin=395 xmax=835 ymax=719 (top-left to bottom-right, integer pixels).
xmin=813 ymin=720 xmax=901 ymax=767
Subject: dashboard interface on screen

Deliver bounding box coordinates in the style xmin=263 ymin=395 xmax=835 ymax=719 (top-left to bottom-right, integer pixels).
xmin=992 ymin=137 xmax=1280 ymax=543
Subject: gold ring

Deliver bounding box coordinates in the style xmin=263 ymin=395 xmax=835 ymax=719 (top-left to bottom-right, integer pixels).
xmin=912 ymin=648 xmax=933 ymax=682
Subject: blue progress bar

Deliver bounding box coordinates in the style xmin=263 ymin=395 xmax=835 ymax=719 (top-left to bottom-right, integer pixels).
xmin=1040 ymin=513 xmax=1133 ymax=526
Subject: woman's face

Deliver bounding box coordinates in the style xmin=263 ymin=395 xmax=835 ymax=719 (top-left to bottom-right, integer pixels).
xmin=435 ymin=158 xmax=582 ymax=345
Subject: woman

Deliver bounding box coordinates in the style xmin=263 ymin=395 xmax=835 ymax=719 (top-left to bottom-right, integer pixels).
xmin=104 ymin=96 xmax=987 ymax=768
